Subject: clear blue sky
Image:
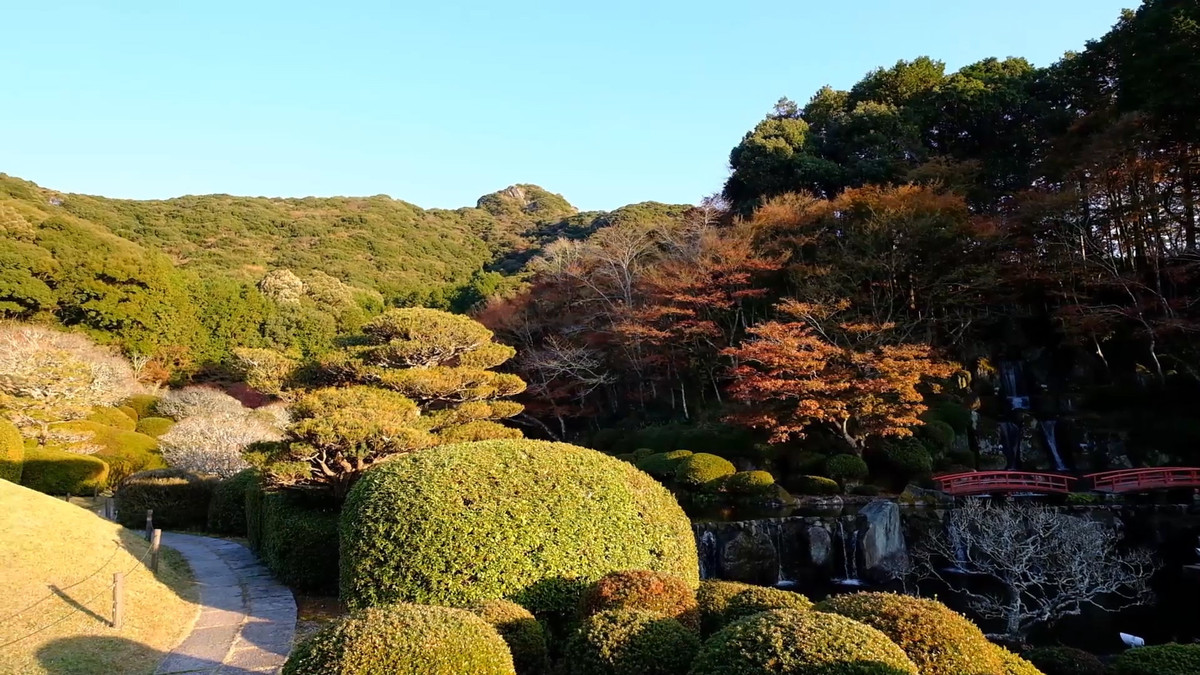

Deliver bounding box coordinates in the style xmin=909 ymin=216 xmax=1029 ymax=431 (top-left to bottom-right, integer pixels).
xmin=1 ymin=0 xmax=1133 ymax=211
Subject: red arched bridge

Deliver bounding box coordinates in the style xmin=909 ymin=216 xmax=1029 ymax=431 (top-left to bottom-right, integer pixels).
xmin=934 ymin=467 xmax=1200 ymax=496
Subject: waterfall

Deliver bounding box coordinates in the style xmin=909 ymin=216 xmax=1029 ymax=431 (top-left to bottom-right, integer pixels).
xmin=1041 ymin=420 xmax=1067 ymax=471
xmin=833 ymin=519 xmax=865 ymax=586
xmin=999 ymin=361 xmax=1030 ymax=410
xmin=770 ymin=521 xmax=796 ymax=588
xmin=998 ymin=422 xmax=1023 ymax=470
xmin=944 ymin=522 xmax=970 ymax=573
xmin=696 ymin=529 xmax=717 ymax=580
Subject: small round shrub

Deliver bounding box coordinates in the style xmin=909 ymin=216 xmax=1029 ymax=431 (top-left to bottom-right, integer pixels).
xmin=117 ymin=405 xmax=139 ymax=422
xmin=917 ymin=420 xmax=955 ymax=455
xmin=924 ymin=402 xmax=971 ymax=435
xmin=791 ymin=475 xmax=841 ymax=496
xmin=340 ymin=440 xmax=699 ymax=616
xmin=696 ymin=580 xmax=755 ymax=635
xmin=816 ymin=592 xmax=1001 ymax=675
xmin=473 ymin=600 xmax=547 ymax=675
xmin=690 ymin=609 xmax=918 ymax=675
xmin=135 ymin=416 xmax=176 ymax=438
xmin=1023 ymin=646 xmax=1105 ymax=675
xmin=284 ymin=603 xmax=516 ymax=675
xmin=633 ymin=448 xmax=656 ymax=460
xmin=122 ymin=394 xmax=161 ymax=420
xmin=637 ymin=450 xmax=693 ymax=479
xmin=674 ymin=453 xmax=735 ymax=490
xmin=0 ymin=418 xmax=23 ymax=483
xmin=724 ymin=471 xmax=776 ymax=497
xmin=991 ymin=645 xmax=1045 ymax=675
xmin=206 ymin=469 xmax=259 ymax=534
xmin=724 ymin=587 xmax=813 ymax=623
xmin=1111 ymin=643 xmax=1200 ymax=675
xmin=876 ymin=437 xmax=933 ymax=488
xmin=564 ymin=609 xmax=699 ymax=675
xmin=19 ymin=445 xmax=109 ymax=495
xmin=791 ymin=451 xmax=827 ymax=474
xmin=580 ymin=570 xmax=699 ymax=631
xmin=87 ymin=406 xmax=137 ymax=431
xmin=115 ymin=468 xmax=217 ymax=530
xmin=825 ymin=454 xmax=869 ymax=485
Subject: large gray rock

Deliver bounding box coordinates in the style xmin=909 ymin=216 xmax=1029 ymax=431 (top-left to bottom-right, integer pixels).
xmin=721 ymin=529 xmax=779 ymax=586
xmin=806 ymin=524 xmax=832 ymax=569
xmin=858 ymin=500 xmax=908 ymax=583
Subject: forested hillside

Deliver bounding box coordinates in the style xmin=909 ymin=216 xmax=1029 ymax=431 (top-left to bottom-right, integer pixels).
xmin=0 ymin=173 xmax=688 ymax=377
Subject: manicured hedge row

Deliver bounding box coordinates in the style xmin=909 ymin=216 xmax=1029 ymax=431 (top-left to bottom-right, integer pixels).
xmin=115 ymin=468 xmax=217 ymax=530
xmin=246 ymin=485 xmax=339 ymax=590
xmin=206 ymin=469 xmax=259 ymax=535
xmin=19 ymin=444 xmax=110 ymax=494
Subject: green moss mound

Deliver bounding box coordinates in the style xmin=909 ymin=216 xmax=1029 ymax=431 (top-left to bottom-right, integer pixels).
xmin=122 ymin=394 xmax=161 ymax=420
xmin=115 ymin=468 xmax=217 ymax=530
xmin=580 ymin=570 xmax=699 ymax=632
xmin=340 ymin=439 xmax=699 ymax=617
xmin=825 ymin=454 xmax=869 ymax=485
xmin=724 ymin=471 xmax=776 ymax=496
xmin=792 ymin=475 xmax=841 ymax=495
xmin=696 ymin=580 xmax=755 ymax=635
xmin=53 ymin=420 xmax=163 ymax=484
xmin=18 ymin=445 xmax=110 ymax=495
xmin=284 ymin=603 xmax=516 ymax=675
xmin=135 ymin=416 xmax=175 ymax=438
xmin=86 ymin=406 xmax=137 ymax=431
xmin=674 ymin=453 xmax=735 ymax=490
xmin=816 ymin=592 xmax=1001 ymax=675
xmin=0 ymin=418 xmax=23 ymax=483
xmin=257 ymin=490 xmax=340 ymax=590
xmin=724 ymin=587 xmax=814 ymax=624
xmin=1023 ymin=646 xmax=1103 ymax=675
xmin=472 ymin=600 xmax=548 ymax=675
xmin=117 ymin=405 xmax=140 ymax=422
xmin=1112 ymin=643 xmax=1200 ymax=675
xmin=206 ymin=469 xmax=259 ymax=535
xmin=691 ymin=609 xmax=919 ymax=675
xmin=564 ymin=608 xmax=699 ymax=675
xmin=636 ymin=450 xmax=693 ymax=479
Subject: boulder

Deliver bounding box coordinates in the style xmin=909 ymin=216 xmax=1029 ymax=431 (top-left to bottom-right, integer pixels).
xmin=858 ymin=500 xmax=908 ymax=584
xmin=721 ymin=529 xmax=779 ymax=586
xmin=806 ymin=524 xmax=832 ymax=570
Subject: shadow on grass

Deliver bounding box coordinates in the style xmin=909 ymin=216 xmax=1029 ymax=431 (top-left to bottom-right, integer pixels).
xmin=37 ymin=635 xmax=263 ymax=675
xmin=48 ymin=585 xmax=110 ymax=625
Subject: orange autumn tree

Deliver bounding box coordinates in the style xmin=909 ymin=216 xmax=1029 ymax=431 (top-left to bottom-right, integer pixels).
xmin=724 ymin=298 xmax=956 ymax=454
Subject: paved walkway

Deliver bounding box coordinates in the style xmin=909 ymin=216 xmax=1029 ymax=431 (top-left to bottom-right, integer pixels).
xmin=155 ymin=533 xmax=296 ymax=674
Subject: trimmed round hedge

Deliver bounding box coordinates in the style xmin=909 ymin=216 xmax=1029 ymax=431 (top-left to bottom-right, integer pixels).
xmin=206 ymin=469 xmax=259 ymax=535
xmin=580 ymin=570 xmax=698 ymax=632
xmin=87 ymin=406 xmax=137 ymax=431
xmin=825 ymin=454 xmax=869 ymax=485
xmin=53 ymin=420 xmax=163 ymax=484
xmin=991 ymin=645 xmax=1045 ymax=675
xmin=1111 ymin=643 xmax=1200 ymax=675
xmin=724 ymin=471 xmax=776 ymax=496
xmin=1022 ymin=646 xmax=1104 ymax=675
xmin=0 ymin=418 xmax=23 ymax=483
xmin=472 ymin=600 xmax=547 ymax=675
xmin=696 ymin=580 xmax=755 ymax=635
xmin=674 ymin=453 xmax=736 ymax=490
xmin=690 ymin=609 xmax=919 ymax=675
xmin=792 ymin=475 xmax=841 ymax=496
xmin=135 ymin=416 xmax=175 ymax=438
xmin=637 ymin=450 xmax=693 ymax=479
xmin=724 ymin=587 xmax=814 ymax=624
xmin=340 ymin=440 xmax=699 ymax=616
xmin=816 ymin=592 xmax=1001 ymax=675
xmin=284 ymin=603 xmax=516 ymax=675
xmin=115 ymin=468 xmax=217 ymax=530
xmin=122 ymin=394 xmax=161 ymax=420
xmin=18 ymin=444 xmax=109 ymax=495
xmin=874 ymin=438 xmax=933 ymax=488
xmin=564 ymin=609 xmax=699 ymax=675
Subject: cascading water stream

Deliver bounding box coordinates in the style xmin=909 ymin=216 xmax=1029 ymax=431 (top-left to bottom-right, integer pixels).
xmin=1041 ymin=420 xmax=1067 ymax=471
xmin=697 ymin=529 xmax=717 ymax=580
xmin=999 ymin=421 xmax=1023 ymax=470
xmin=999 ymin=361 xmax=1030 ymax=410
xmin=833 ymin=519 xmax=865 ymax=586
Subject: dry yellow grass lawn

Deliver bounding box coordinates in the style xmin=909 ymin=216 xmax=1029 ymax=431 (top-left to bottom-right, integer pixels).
xmin=0 ymin=480 xmax=198 ymax=674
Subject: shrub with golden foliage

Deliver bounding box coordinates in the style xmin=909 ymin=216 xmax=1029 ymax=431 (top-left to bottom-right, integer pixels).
xmin=723 ymin=587 xmax=814 ymax=624
xmin=696 ymin=580 xmax=755 ymax=635
xmin=579 ymin=570 xmax=699 ymax=632
xmin=564 ymin=609 xmax=699 ymax=675
xmin=472 ymin=600 xmax=548 ymax=675
xmin=816 ymin=592 xmax=1003 ymax=675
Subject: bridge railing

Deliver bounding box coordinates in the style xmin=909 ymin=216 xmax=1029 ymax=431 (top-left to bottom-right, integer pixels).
xmin=1085 ymin=467 xmax=1200 ymax=493
xmin=934 ymin=471 xmax=1077 ymax=495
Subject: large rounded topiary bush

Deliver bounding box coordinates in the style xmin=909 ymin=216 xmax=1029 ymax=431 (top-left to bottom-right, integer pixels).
xmin=340 ymin=440 xmax=699 ymax=616
xmin=472 ymin=600 xmax=548 ymax=675
xmin=284 ymin=603 xmax=515 ymax=675
xmin=637 ymin=450 xmax=693 ymax=480
xmin=1022 ymin=646 xmax=1104 ymax=675
xmin=564 ymin=608 xmax=699 ymax=675
xmin=674 ymin=453 xmax=735 ymax=490
xmin=991 ymin=645 xmax=1045 ymax=675
xmin=580 ymin=570 xmax=698 ymax=631
xmin=723 ymin=471 xmax=776 ymax=497
xmin=690 ymin=609 xmax=918 ymax=675
xmin=816 ymin=592 xmax=1001 ymax=675
xmin=723 ymin=587 xmax=814 ymax=624
xmin=825 ymin=454 xmax=869 ymax=486
xmin=1111 ymin=643 xmax=1200 ymax=675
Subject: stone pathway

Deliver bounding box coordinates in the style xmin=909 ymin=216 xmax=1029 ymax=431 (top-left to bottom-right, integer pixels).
xmin=155 ymin=533 xmax=296 ymax=674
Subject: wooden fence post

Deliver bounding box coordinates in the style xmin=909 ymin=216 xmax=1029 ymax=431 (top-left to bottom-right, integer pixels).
xmin=112 ymin=573 xmax=124 ymax=629
xmin=150 ymin=529 xmax=162 ymax=573
xmin=145 ymin=509 xmax=153 ymax=540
